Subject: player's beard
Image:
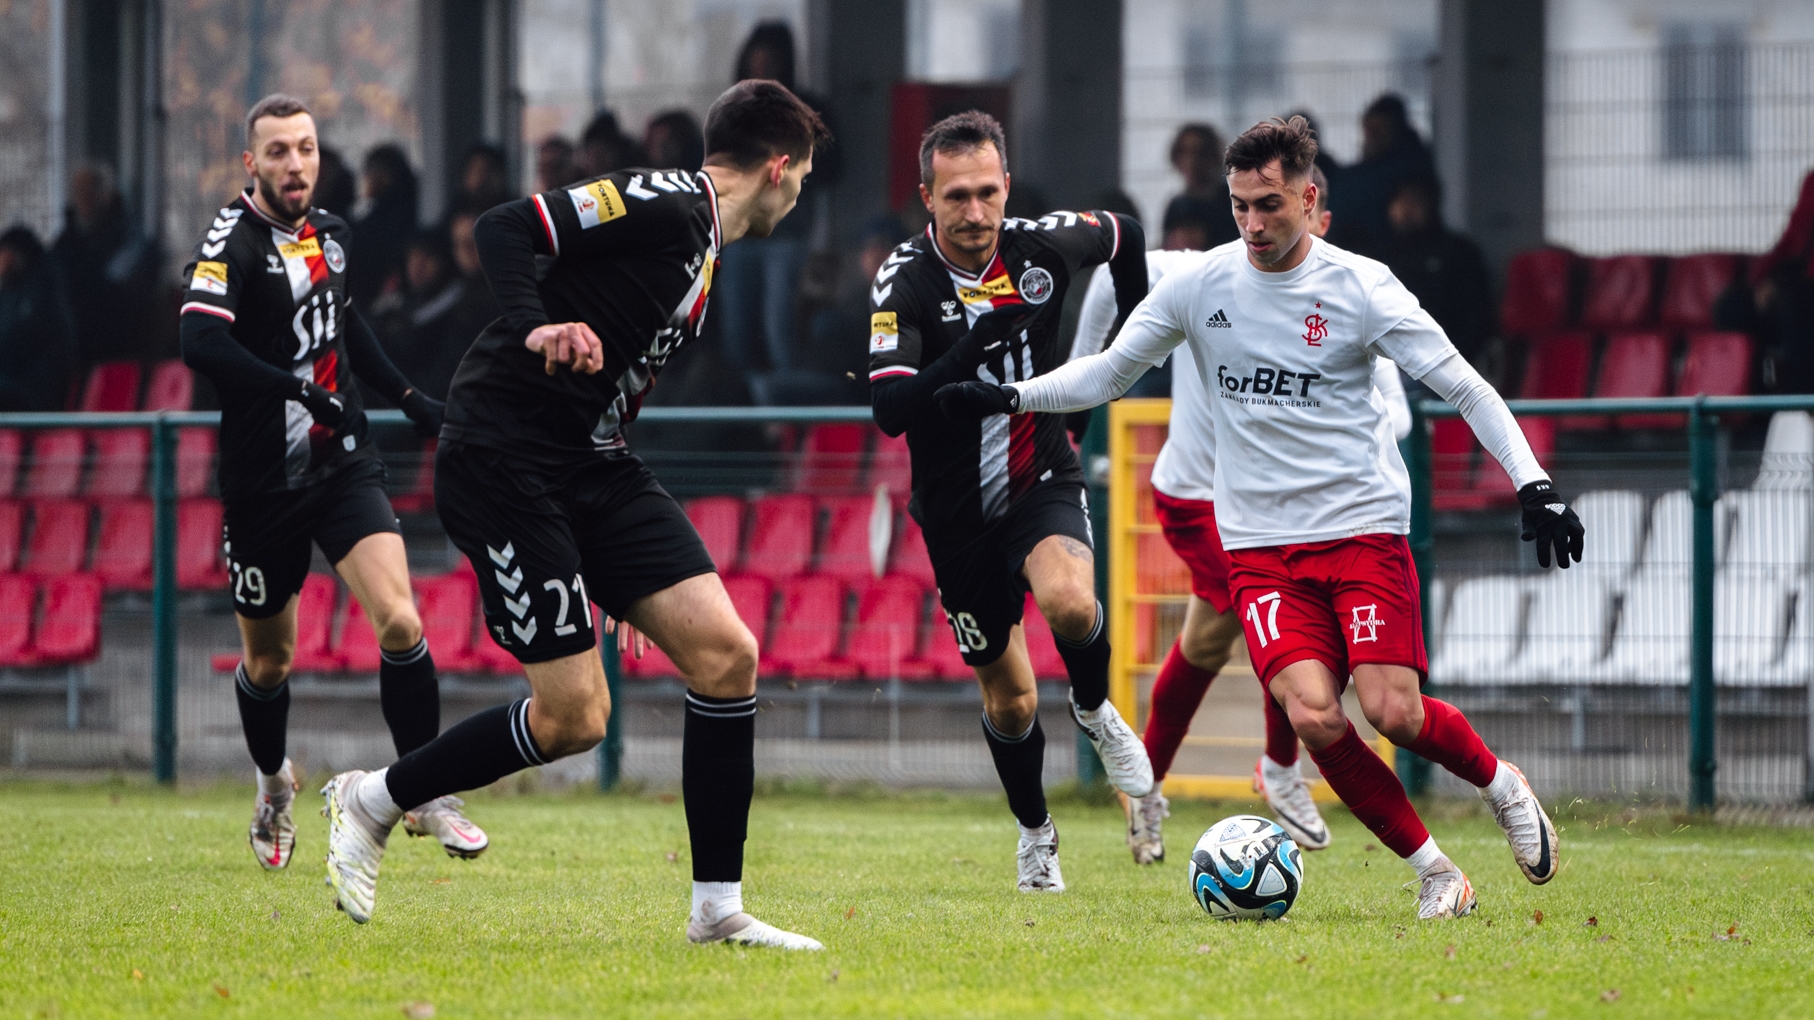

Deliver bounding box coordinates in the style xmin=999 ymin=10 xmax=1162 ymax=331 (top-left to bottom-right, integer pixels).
xmin=257 ymin=171 xmax=313 ymax=223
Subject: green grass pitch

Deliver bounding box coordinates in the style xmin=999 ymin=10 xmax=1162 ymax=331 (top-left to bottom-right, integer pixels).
xmin=2 ymin=780 xmax=1811 ymax=1019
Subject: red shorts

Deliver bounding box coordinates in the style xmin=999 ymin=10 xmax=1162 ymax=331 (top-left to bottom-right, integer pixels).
xmin=1152 ymin=490 xmax=1233 ymax=613
xmin=1227 ymin=533 xmax=1427 ymax=685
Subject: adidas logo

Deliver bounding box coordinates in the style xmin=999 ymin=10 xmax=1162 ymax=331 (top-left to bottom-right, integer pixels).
xmin=1206 ymin=309 xmax=1232 ymax=328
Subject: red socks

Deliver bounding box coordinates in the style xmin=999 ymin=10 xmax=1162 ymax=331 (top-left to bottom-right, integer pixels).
xmin=1142 ymin=643 xmax=1217 ymax=782
xmin=1262 ymin=689 xmax=1299 ymax=766
xmin=1307 ymin=721 xmax=1430 ymax=858
xmin=1407 ymin=696 xmax=1498 ymax=788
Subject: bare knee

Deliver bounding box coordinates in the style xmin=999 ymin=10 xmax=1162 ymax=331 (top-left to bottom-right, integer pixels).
xmin=1280 ymin=690 xmax=1346 ymax=750
xmin=1364 ymin=692 xmax=1425 ymax=746
xmin=1180 ymin=612 xmax=1240 ymax=671
xmin=243 ymin=650 xmax=292 ymax=690
xmin=1036 ymin=585 xmax=1099 ymax=643
xmin=685 ymin=625 xmax=759 ymax=700
xmin=370 ymin=601 xmax=423 ymax=651
xmin=983 ymin=686 xmax=1039 ymax=736
xmin=531 ymin=701 xmax=610 ymax=758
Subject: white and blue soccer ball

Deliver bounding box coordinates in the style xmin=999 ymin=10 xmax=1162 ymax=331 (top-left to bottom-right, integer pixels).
xmin=1188 ymin=814 xmax=1304 ymax=920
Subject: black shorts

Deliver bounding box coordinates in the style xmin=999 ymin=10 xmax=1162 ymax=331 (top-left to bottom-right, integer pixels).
xmin=922 ymin=481 xmax=1094 ymax=668
xmin=435 ymin=440 xmax=717 ymax=664
xmin=222 ymin=456 xmax=400 ymax=620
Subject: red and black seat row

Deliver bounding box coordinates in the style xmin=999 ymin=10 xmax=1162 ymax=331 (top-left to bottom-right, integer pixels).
xmin=0 ymin=497 xmax=227 ymax=590
xmin=0 ymin=573 xmax=103 ymax=667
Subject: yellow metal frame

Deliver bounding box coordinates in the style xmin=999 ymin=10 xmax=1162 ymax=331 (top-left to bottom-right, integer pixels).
xmin=1106 ymin=400 xmax=1394 ymax=804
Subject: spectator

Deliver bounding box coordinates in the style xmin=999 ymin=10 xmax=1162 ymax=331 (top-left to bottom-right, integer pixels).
xmin=1753 ymin=168 xmax=1814 ymax=393
xmin=51 ymin=162 xmax=157 ymax=367
xmin=349 ymin=143 xmax=419 ymax=311
xmin=1161 ymin=200 xmax=1217 ymax=253
xmin=456 ymin=142 xmax=512 ymax=213
xmin=792 ymin=216 xmax=904 ymax=406
xmin=536 ymin=135 xmax=579 ymax=192
xmin=0 ymin=226 xmax=75 ymax=411
xmin=644 ymin=110 xmax=705 ymax=172
xmin=579 ymin=110 xmax=645 ymax=176
xmin=1326 ymin=93 xmax=1436 ymax=254
xmin=1377 ymin=174 xmax=1493 ymax=364
xmin=1162 ymin=124 xmax=1241 ymax=251
xmin=315 ymin=146 xmax=358 ymax=220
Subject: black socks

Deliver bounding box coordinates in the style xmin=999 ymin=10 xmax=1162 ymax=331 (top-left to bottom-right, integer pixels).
xmin=379 ymin=638 xmax=441 ymax=756
xmin=683 ymin=691 xmax=757 ymax=883
xmin=1054 ymin=601 xmax=1110 ymax=711
xmin=234 ymin=663 xmax=290 ymax=775
xmin=982 ymin=713 xmax=1049 ymax=829
xmin=385 ymin=698 xmax=548 ymax=812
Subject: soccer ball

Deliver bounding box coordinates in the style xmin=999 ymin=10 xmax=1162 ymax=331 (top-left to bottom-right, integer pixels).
xmin=1188 ymin=814 xmax=1304 ymax=920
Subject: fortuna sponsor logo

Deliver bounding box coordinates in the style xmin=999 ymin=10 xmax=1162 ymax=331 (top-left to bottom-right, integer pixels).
xmin=568 ymin=178 xmax=628 ymax=228
xmin=870 ymin=311 xmax=899 ymax=353
xmin=1206 ymin=309 xmax=1232 ymax=328
xmin=1349 ymin=604 xmax=1382 ymax=643
xmin=1216 ymin=363 xmax=1323 ymax=398
xmin=1018 ymin=266 xmax=1054 ymax=304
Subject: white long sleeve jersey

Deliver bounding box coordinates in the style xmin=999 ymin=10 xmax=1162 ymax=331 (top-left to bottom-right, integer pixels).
xmin=1020 ymin=235 xmax=1544 ymax=550
xmin=1071 ymin=248 xmax=1412 ymax=503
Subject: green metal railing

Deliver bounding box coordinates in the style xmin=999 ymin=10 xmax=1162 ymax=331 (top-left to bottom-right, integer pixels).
xmin=1410 ymin=394 xmax=1814 ymax=813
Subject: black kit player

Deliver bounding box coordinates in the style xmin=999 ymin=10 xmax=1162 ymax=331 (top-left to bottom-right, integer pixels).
xmin=319 ymin=81 xmax=828 ymax=949
xmin=868 ymin=111 xmax=1154 ymax=892
xmin=179 ymin=95 xmax=486 ymax=871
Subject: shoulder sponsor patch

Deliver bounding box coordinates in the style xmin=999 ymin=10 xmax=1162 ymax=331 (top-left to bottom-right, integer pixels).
xmin=568 ymin=179 xmax=628 ymax=229
xmin=191 ymin=261 xmax=229 ymax=295
xmin=277 ymin=237 xmax=321 ymax=261
xmin=870 ymin=311 xmax=899 ymax=353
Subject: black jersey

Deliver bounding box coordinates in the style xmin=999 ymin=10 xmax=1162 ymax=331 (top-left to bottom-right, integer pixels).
xmin=868 ymin=212 xmax=1128 ymax=533
xmin=441 ymin=168 xmax=721 ymax=461
xmin=179 ymin=191 xmax=372 ymax=497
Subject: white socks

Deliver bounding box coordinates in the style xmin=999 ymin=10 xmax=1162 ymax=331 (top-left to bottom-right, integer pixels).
xmin=1481 ymin=760 xmax=1519 ymax=804
xmin=257 ymin=760 xmax=293 ymax=797
xmin=692 ymin=881 xmax=743 ymax=926
xmin=1406 ymin=836 xmax=1450 ymax=879
xmin=1260 ymin=753 xmax=1300 ymax=789
xmin=353 ymin=768 xmax=405 ymax=830
xmin=1018 ymin=817 xmax=1056 ymax=842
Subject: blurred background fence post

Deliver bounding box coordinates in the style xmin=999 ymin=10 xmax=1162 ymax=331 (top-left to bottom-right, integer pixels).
xmin=1401 ymin=399 xmax=1436 ymax=797
xmin=1689 ymin=399 xmax=1719 ymax=813
xmin=599 ymin=640 xmax=623 ymax=791
xmin=1078 ymin=403 xmax=1111 ymax=788
xmin=151 ymin=415 xmax=177 ymax=784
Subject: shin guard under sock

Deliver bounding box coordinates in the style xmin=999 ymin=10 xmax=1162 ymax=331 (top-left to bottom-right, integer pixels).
xmin=234 ymin=663 xmax=290 ymax=776
xmin=1407 ymin=696 xmax=1499 ymax=788
xmin=379 ymin=638 xmax=441 ymax=756
xmin=983 ymin=714 xmax=1049 ymax=829
xmin=1054 ymin=601 xmax=1110 ymax=711
xmin=1143 ymin=643 xmax=1216 ymax=781
xmin=1306 ymin=721 xmax=1430 ymax=858
xmin=683 ymin=691 xmax=757 ymax=883
xmin=384 ymin=699 xmax=548 ymax=811
xmin=1262 ymin=689 xmax=1300 ymax=767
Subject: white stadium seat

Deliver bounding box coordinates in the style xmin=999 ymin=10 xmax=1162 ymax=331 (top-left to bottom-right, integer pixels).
xmin=1638 ymin=491 xmax=1728 ymax=573
xmin=1571 ymin=490 xmax=1646 ymax=581
xmin=1755 ymin=411 xmax=1814 ymax=491
xmin=1507 ymin=573 xmax=1612 ymax=682
xmin=1714 ymin=573 xmax=1794 ymax=685
xmin=1603 ymin=570 xmax=1690 ymax=684
xmin=1428 ymin=576 xmax=1525 ymax=685
xmin=1722 ymin=489 xmax=1812 ymax=576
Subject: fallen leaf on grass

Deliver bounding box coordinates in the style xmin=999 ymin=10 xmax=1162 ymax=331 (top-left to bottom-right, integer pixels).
xmin=657 ymin=793 xmax=676 ymax=804
xmin=213 ymin=985 xmax=229 ymax=998
xmin=844 ymin=906 xmax=856 ymax=920
xmin=270 ymin=909 xmax=281 ymax=920
xmin=1532 ymin=910 xmax=1545 ymax=925
xmin=130 ymin=970 xmax=144 ymax=981
xmin=402 ymin=1003 xmax=436 ymax=1019
xmin=430 ymin=878 xmax=451 ymax=885
xmin=1600 ymin=989 xmax=1621 ymax=1003
xmin=1294 ymin=955 xmax=1308 ymax=965
xmin=1363 ymin=844 xmax=1377 ymax=852
xmin=665 ymin=852 xmax=678 ymax=864
xmin=1023 ymin=919 xmax=1035 ymax=927
xmin=1584 ymin=916 xmax=1598 ymax=927
xmin=825 ymin=969 xmax=839 ymax=984
xmin=1195 ymin=945 xmax=1213 ymax=954
xmin=1435 ymin=992 xmax=1465 ymax=1004
xmin=1444 ymin=944 xmax=1456 ymax=960
xmin=1597 ymin=935 xmax=1611 ymax=943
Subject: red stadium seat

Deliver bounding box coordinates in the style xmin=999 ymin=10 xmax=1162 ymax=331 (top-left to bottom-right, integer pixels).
xmin=291 ymin=573 xmax=343 ymax=673
xmin=740 ymin=494 xmax=816 ymax=581
xmin=1590 ymin=332 xmax=1674 ymax=429
xmin=1500 ymin=249 xmax=1576 ymax=337
xmin=175 ymin=428 xmax=215 ymax=497
xmin=338 ymin=597 xmax=383 ymax=673
xmin=1517 ymin=333 xmax=1596 ymax=425
xmin=1628 ymin=331 xmax=1755 ymax=430
xmin=142 ymin=360 xmax=195 ymax=411
xmin=24 ymin=500 xmax=90 ymax=577
xmin=1429 ymin=419 xmax=1483 ymax=512
xmin=685 ymin=496 xmax=745 ymax=573
xmin=389 ymin=439 xmax=437 ymax=514
xmin=886 ymin=516 xmax=937 ymax=587
xmin=176 ymin=498 xmax=227 ymax=589
xmin=0 ymin=500 xmax=21 ymax=573
xmin=1659 ymin=254 xmax=1741 ymax=332
xmin=723 ymin=574 xmax=774 ymax=645
xmin=761 ymin=575 xmax=856 ymax=679
xmin=471 ymin=623 xmax=526 ymax=677
xmin=1470 ymin=418 xmax=1556 ymax=505
xmin=1580 ymin=256 xmax=1658 ymax=332
xmin=80 ymin=361 xmax=141 ymax=412
xmin=817 ymin=496 xmax=878 ymax=581
xmin=0 ymin=574 xmax=36 ymax=665
xmin=32 ymin=574 xmax=102 ymax=664
xmin=846 ymin=576 xmax=928 ymax=680
xmin=1019 ymin=594 xmax=1069 ymax=681
xmin=619 ymin=637 xmax=682 ymax=678
xmin=793 ymin=424 xmax=870 ymax=494
xmin=912 ymin=608 xmax=970 ymax=679
xmin=415 ymin=573 xmax=484 ymax=673
xmin=24 ymin=429 xmax=86 ymax=498
xmin=93 ymin=499 xmax=153 ymax=590
xmin=87 ymin=428 xmax=149 ymax=498
xmin=0 ymin=429 xmax=21 ymax=496
xmin=867 ymin=430 xmax=912 ymax=505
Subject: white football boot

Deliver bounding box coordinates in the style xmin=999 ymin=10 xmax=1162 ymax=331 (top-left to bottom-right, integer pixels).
xmin=1481 ymin=761 xmax=1560 ymax=884
xmin=1071 ymin=700 xmax=1154 ymax=797
xmin=687 ymin=913 xmax=825 ymax=950
xmin=403 ymin=795 xmax=490 ymax=859
xmin=321 ymin=771 xmax=393 ymax=924
xmin=1415 ymin=859 xmax=1477 ymax=920
xmin=1016 ymin=818 xmax=1066 ymax=892
xmin=1126 ymin=789 xmax=1169 ymax=865
xmin=249 ymin=759 xmax=298 ymax=870
xmin=1253 ymin=756 xmax=1332 ymax=850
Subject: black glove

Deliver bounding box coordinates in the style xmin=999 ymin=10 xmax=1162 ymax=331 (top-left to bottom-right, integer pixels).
xmin=399 ymin=388 xmax=446 ymax=438
xmin=947 ymin=306 xmax=1036 ymax=368
xmin=1518 ymin=480 xmax=1585 ymax=569
xmin=297 ymin=380 xmax=346 ymax=431
xmin=936 ymin=381 xmax=1020 ymax=421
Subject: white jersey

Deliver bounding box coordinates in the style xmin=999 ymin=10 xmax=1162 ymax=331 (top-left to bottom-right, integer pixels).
xmin=1071 ymin=246 xmax=1413 ymax=506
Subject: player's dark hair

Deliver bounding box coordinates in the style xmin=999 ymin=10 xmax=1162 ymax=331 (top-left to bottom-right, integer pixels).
xmin=703 ymin=79 xmax=829 ymax=171
xmin=245 ymin=93 xmax=311 ymax=146
xmin=919 ymin=110 xmax=1007 ymax=188
xmin=1223 ymin=116 xmax=1318 ymax=182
